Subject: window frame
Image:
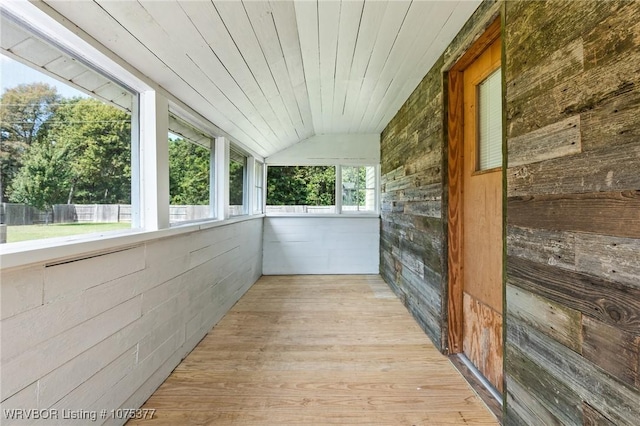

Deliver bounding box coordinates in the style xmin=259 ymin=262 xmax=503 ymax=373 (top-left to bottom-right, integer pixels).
xmin=264 ymin=164 xmax=380 ymax=216
xmin=0 ymin=16 xmax=141 ymax=241
xmin=167 ymin=113 xmax=216 ymax=225
xmin=339 ymin=165 xmax=378 ymax=214
xmin=254 ymin=160 xmax=265 ymax=214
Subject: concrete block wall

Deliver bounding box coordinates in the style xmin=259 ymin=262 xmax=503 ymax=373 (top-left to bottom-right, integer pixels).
xmin=263 ymin=217 xmax=380 ymax=275
xmin=0 ymin=217 xmax=263 ymax=425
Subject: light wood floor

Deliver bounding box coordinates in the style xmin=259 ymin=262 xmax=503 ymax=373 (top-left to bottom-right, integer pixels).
xmin=130 ymin=275 xmax=498 ymax=425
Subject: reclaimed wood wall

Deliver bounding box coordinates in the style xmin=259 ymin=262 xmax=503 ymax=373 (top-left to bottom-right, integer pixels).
xmin=381 ymin=0 xmax=640 ymax=423
xmin=379 ymin=0 xmax=500 ymax=352
xmin=504 ymin=1 xmax=640 ymax=424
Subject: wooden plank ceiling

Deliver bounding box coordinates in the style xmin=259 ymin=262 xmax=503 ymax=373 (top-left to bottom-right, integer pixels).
xmin=41 ymin=0 xmax=481 ymax=157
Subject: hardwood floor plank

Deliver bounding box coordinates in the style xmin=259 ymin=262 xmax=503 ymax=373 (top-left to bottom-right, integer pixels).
xmin=129 ymin=275 xmax=497 ymax=425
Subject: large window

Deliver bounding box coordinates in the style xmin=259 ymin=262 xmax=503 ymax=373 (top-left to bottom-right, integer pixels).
xmin=265 ymin=165 xmax=378 ymax=215
xmin=266 ymin=166 xmax=336 ymax=214
xmin=229 ymin=148 xmax=246 ymax=216
xmin=168 ymin=115 xmax=213 ymax=224
xmin=1 ymin=42 xmax=136 ymax=243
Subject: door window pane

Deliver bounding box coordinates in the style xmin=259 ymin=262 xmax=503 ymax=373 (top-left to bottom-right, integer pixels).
xmin=477 ymin=68 xmax=502 ymax=170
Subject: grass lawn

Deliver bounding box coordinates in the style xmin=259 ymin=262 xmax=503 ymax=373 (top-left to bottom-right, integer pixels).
xmin=6 ymin=222 xmax=131 ymax=243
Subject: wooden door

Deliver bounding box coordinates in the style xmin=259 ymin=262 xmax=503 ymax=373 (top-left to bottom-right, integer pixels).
xmin=461 ymin=37 xmax=503 ymax=393
xmin=447 ymin=20 xmax=503 ymax=396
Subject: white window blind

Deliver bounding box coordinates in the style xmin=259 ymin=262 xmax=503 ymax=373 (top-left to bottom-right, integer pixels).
xmin=478 ymin=68 xmax=502 ymax=170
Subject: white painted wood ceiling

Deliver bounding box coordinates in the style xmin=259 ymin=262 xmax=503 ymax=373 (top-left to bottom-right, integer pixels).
xmin=41 ymin=0 xmax=481 ymax=158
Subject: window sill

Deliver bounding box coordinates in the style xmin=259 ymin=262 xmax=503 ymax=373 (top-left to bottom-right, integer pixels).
xmin=265 ymin=213 xmax=380 ymax=219
xmin=0 ymin=214 xmax=264 ymax=270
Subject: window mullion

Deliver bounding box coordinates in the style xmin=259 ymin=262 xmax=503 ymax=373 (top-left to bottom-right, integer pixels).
xmin=140 ymin=90 xmax=169 ymax=230
xmin=215 ymin=137 xmax=229 ymax=220
xmin=335 ymin=165 xmax=342 ymax=214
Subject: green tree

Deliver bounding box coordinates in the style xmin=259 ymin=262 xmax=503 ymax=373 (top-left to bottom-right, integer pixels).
xmin=229 ymin=158 xmax=245 ymax=206
xmin=266 ymin=166 xmax=335 ymax=206
xmin=9 ymin=97 xmax=132 ymax=207
xmin=10 ymin=139 xmax=71 ymax=211
xmin=0 ymin=83 xmax=60 ymax=202
xmin=169 ymin=138 xmax=209 ymax=205
xmin=306 ymin=166 xmax=335 ymax=206
xmin=45 ymin=97 xmax=131 ymax=204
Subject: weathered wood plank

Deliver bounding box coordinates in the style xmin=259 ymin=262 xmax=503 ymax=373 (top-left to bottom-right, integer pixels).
xmin=582 ymin=315 xmax=639 ymax=388
xmin=507 ymin=256 xmax=640 ymax=333
xmin=575 ymin=233 xmax=640 ymax=289
xmin=506 ymin=344 xmax=582 ymax=425
xmin=380 ymin=165 xmax=406 ymax=183
xmin=507 ymin=115 xmax=582 ymax=167
xmin=506 ymin=38 xmax=584 ymax=104
xmin=504 ymin=0 xmax=615 ymax=81
xmin=582 ymin=0 xmax=640 ymax=71
xmin=382 ymin=212 xmax=443 ymax=237
xmin=403 ymin=200 xmax=442 ymax=219
xmin=508 ymin=145 xmax=640 ymax=197
xmin=507 ymin=46 xmax=640 ymax=140
xmin=506 ymin=225 xmax=575 ymax=271
xmin=505 ymin=376 xmax=562 ymax=426
xmin=383 ymin=167 xmax=442 ymax=193
xmin=507 ymin=284 xmax=582 ymax=353
xmin=582 ymin=402 xmax=617 ymax=426
xmin=507 ymin=317 xmax=640 ymax=426
xmin=507 ymin=191 xmax=640 ymax=239
xmin=463 ymin=293 xmax=503 ymax=392
xmin=581 ymin=86 xmax=640 ymax=151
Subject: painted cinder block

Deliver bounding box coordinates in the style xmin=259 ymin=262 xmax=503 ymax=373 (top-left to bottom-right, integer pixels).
xmin=262 ymin=217 xmax=380 ymax=275
xmin=44 ymin=246 xmax=145 ymax=302
xmin=88 ymin=328 xmax=183 ymax=420
xmin=50 ymin=347 xmax=137 ymax=413
xmin=1 ymin=297 xmax=141 ymax=401
xmin=0 ymin=382 xmax=38 ymax=416
xmin=37 ymin=313 xmax=156 ymax=409
xmin=2 ymin=271 xmax=143 ymax=363
xmin=0 ymin=266 xmax=44 ymax=320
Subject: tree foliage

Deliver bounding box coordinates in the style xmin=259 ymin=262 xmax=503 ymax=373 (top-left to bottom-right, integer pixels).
xmin=229 ymin=158 xmax=245 ymax=206
xmin=0 ymin=83 xmax=60 ymax=201
xmin=9 ymin=138 xmax=70 ymax=211
xmin=9 ymin=93 xmax=131 ymax=208
xmin=169 ymin=137 xmax=209 ymax=205
xmin=8 ymin=96 xmax=131 ymax=208
xmin=266 ymin=166 xmax=335 ymax=206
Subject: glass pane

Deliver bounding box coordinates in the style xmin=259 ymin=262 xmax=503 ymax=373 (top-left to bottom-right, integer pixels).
xmin=1 ymin=54 xmax=134 ymax=243
xmin=229 ymin=152 xmax=245 ymax=216
xmin=168 ymin=129 xmax=211 ymax=223
xmin=478 ymin=68 xmax=502 ymax=170
xmin=342 ymin=166 xmax=376 ymax=212
xmin=266 ymin=166 xmax=335 ymax=214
